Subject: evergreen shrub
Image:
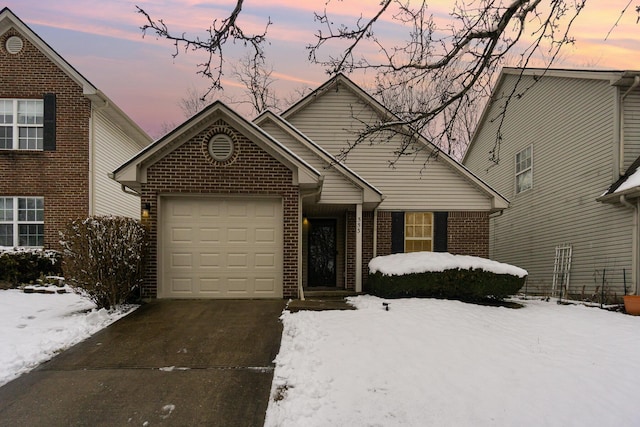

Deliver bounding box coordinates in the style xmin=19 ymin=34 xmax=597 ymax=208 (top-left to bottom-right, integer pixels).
xmin=367 ymin=268 xmax=525 ymax=301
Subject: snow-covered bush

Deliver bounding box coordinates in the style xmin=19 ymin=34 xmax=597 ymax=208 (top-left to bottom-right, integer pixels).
xmin=59 ymin=216 xmax=148 ymax=309
xmin=367 ymin=252 xmax=527 ymax=301
xmin=0 ymin=249 xmax=62 ymax=288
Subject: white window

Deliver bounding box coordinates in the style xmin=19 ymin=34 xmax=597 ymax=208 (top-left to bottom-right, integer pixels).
xmin=0 ymin=197 xmax=44 ymax=247
xmin=0 ymin=99 xmax=44 ymax=150
xmin=405 ymin=212 xmax=433 ymax=252
xmin=515 ymin=145 xmax=532 ymax=194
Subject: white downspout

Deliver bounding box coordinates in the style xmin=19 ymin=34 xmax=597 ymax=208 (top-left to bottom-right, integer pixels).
xmin=298 ymin=192 xmax=305 ymax=301
xmin=620 ymin=76 xmax=640 ymax=176
xmin=620 ymin=195 xmax=639 ymax=294
xmin=372 ymin=208 xmax=378 ymax=258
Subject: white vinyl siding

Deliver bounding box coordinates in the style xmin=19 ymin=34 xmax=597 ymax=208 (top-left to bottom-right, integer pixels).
xmin=258 ymin=120 xmax=363 ymax=204
xmin=92 ymin=109 xmax=147 ymax=218
xmin=464 ymin=73 xmax=632 ymax=296
xmin=284 ymin=83 xmax=493 ymax=211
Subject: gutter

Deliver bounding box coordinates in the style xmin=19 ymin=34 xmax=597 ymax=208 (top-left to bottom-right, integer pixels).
xmin=620 ymin=194 xmax=639 ymax=294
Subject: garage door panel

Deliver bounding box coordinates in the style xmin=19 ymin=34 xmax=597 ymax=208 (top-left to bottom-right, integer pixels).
xmin=161 ymin=197 xmax=283 ymax=298
xmin=228 ymin=203 xmax=248 ymax=217
xmin=227 ymin=253 xmax=248 ymax=268
xmin=199 ymin=278 xmax=222 ymax=293
xmin=255 ymin=278 xmax=276 ymax=293
xmin=228 ymin=278 xmax=249 ymax=293
xmin=227 ymin=228 xmax=248 ymax=242
xmin=170 ymin=278 xmax=193 ymax=293
xmin=255 ymin=253 xmax=275 ymax=268
xmin=171 ymin=253 xmax=193 ymax=268
xmin=255 ymin=228 xmax=276 ymax=243
xmin=200 ymin=253 xmax=221 ymax=268
xmin=200 ymin=228 xmax=220 ymax=243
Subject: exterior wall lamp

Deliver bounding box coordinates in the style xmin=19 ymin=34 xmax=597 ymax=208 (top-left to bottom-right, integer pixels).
xmin=142 ymin=203 xmax=151 ymax=219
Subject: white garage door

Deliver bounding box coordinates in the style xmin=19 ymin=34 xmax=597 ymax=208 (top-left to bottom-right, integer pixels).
xmin=160 ymin=196 xmax=283 ymax=298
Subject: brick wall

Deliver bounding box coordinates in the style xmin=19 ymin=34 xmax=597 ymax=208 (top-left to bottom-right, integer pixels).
xmin=447 ymin=211 xmax=489 ymax=258
xmin=141 ymin=119 xmax=299 ymax=299
xmin=0 ymin=29 xmax=91 ymax=249
xmin=346 ymin=210 xmax=488 ymax=290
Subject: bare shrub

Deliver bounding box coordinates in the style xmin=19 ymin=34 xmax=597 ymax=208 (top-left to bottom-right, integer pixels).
xmin=60 ymin=216 xmax=148 ymax=310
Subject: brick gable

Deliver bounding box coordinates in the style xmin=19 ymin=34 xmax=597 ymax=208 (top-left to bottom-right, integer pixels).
xmin=140 ymin=119 xmax=300 ymax=298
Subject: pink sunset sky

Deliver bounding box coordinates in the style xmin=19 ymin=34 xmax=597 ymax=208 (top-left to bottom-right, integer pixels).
xmin=5 ymin=0 xmax=639 ymax=138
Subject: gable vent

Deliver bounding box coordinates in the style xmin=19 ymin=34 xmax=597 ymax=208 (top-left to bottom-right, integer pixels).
xmin=5 ymin=36 xmax=23 ymax=54
xmin=208 ymin=134 xmax=234 ymax=161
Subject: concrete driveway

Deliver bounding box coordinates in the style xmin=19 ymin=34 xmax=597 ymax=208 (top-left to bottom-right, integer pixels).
xmin=0 ymin=299 xmax=286 ymax=427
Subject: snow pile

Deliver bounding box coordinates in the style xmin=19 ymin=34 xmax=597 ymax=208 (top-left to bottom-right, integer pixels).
xmin=0 ymin=289 xmax=136 ymax=387
xmin=265 ymin=295 xmax=640 ymax=426
xmin=369 ymin=251 xmax=527 ymax=277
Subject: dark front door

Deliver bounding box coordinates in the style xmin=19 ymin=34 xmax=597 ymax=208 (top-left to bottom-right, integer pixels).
xmin=308 ymin=219 xmax=337 ymax=287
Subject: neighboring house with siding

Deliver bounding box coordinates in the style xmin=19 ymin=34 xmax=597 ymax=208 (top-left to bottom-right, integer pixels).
xmin=463 ymin=67 xmax=640 ymax=300
xmin=0 ymin=8 xmax=151 ymax=250
xmin=114 ymin=73 xmax=508 ymax=300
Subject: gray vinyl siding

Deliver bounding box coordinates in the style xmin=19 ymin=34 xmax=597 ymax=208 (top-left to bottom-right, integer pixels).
xmin=623 ymin=88 xmax=640 ymax=171
xmin=92 ymin=109 xmax=145 ymax=218
xmin=285 ymin=82 xmax=493 ymax=211
xmin=258 ymin=120 xmax=363 ymax=204
xmin=465 ymin=74 xmax=633 ymax=296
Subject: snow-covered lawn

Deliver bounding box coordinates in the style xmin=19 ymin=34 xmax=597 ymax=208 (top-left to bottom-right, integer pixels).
xmin=0 ymin=287 xmax=135 ymax=387
xmin=266 ymin=295 xmax=640 ymax=427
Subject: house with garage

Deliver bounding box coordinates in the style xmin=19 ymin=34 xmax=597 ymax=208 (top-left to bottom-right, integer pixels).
xmin=113 ymin=74 xmax=508 ymax=299
xmin=463 ymin=67 xmax=640 ymax=301
xmin=0 ymin=8 xmax=151 ymax=250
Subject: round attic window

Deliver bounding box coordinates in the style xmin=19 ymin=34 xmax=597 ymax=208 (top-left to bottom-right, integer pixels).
xmin=208 ymin=133 xmax=234 ymax=162
xmin=5 ymin=36 xmax=23 ymax=54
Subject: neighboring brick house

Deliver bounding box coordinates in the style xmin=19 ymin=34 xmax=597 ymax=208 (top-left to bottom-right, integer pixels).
xmin=114 ymin=74 xmax=507 ymax=300
xmin=0 ymin=8 xmax=151 ymax=250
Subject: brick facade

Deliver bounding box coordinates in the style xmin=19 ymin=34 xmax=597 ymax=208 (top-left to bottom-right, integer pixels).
xmin=346 ymin=210 xmax=489 ymax=289
xmin=0 ymin=30 xmax=91 ymax=250
xmin=447 ymin=211 xmax=489 ymax=258
xmin=140 ymin=119 xmax=300 ymax=299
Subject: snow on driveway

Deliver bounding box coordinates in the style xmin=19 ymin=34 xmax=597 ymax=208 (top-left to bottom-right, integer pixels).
xmin=0 ymin=288 xmax=135 ymax=387
xmin=266 ymin=295 xmax=640 ymax=427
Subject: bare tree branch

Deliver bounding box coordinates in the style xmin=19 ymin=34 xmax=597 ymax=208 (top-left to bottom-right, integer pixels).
xmin=228 ymin=53 xmax=280 ymax=115
xmin=136 ymin=1 xmax=271 ymax=97
xmin=307 ymin=0 xmax=595 ymax=165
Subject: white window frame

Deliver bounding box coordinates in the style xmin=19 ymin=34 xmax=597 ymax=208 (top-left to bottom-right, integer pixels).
xmin=515 ymin=145 xmax=533 ymax=194
xmin=0 ymin=99 xmax=44 ymax=150
xmin=404 ymin=212 xmax=434 ymax=252
xmin=0 ymin=197 xmax=45 ymax=248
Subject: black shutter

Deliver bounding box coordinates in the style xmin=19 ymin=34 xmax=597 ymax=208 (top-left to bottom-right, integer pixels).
xmin=43 ymin=93 xmax=56 ymax=151
xmin=433 ymin=211 xmax=448 ymax=252
xmin=391 ymin=212 xmax=405 ymax=254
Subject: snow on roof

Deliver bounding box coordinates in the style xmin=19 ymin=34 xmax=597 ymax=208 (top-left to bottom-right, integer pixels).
xmin=614 ymin=166 xmax=640 ymax=194
xmin=369 ymin=252 xmax=528 ymax=278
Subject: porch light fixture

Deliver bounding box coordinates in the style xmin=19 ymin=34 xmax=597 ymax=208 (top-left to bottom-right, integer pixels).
xmin=303 ymin=217 xmax=309 ymax=226
xmin=142 ymin=203 xmax=151 ymax=219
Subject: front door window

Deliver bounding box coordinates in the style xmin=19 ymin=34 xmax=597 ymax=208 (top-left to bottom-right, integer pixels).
xmin=308 ymin=219 xmax=337 ymax=287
